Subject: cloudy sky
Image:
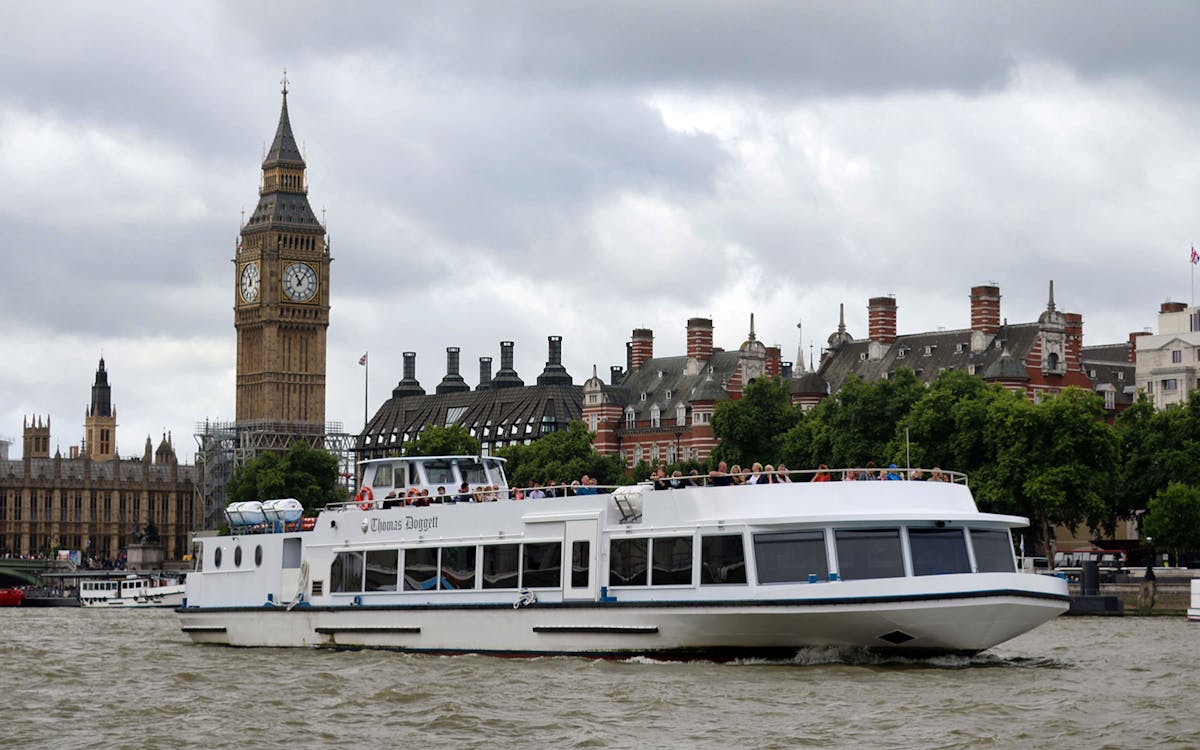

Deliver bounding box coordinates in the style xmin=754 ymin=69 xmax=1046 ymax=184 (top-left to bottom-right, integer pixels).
xmin=3 ymin=1 xmax=1198 ymax=459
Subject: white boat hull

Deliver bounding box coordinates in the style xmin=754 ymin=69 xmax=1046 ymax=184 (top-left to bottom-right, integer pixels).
xmin=1189 ymin=579 xmax=1200 ymax=622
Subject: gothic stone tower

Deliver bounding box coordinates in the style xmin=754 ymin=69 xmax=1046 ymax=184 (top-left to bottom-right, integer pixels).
xmin=235 ymin=79 xmax=330 ymax=427
xmin=85 ymin=357 xmax=117 ymax=460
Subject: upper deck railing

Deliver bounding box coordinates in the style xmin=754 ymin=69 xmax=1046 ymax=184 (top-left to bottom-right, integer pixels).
xmin=324 ymin=466 xmax=968 ymax=511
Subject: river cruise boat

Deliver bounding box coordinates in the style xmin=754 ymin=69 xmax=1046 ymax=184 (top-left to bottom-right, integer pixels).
xmin=80 ymin=573 xmax=186 ymax=608
xmin=178 ymin=456 xmax=1069 ymax=657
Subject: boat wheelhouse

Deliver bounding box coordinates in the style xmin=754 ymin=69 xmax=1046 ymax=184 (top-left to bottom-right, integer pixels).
xmin=179 ymin=456 xmax=1068 ymax=657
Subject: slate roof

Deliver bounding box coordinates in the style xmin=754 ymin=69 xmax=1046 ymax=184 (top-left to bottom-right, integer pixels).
xmin=243 ymin=92 xmax=323 ymax=232
xmin=264 ymin=91 xmax=305 ymax=167
xmin=596 ymin=350 xmax=744 ymax=420
xmin=1082 ymin=344 xmax=1136 ymax=407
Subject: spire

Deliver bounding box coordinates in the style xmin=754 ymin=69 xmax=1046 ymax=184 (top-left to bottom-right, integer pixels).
xmin=1046 ymin=279 xmax=1056 ymax=312
xmin=795 ymin=320 xmax=805 ymax=374
xmin=264 ymin=70 xmax=305 ymax=167
xmin=90 ymin=356 xmax=112 ymax=418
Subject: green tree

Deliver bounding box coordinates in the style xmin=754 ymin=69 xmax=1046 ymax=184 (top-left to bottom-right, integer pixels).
xmin=1116 ymin=395 xmax=1200 ymax=517
xmin=792 ymin=370 xmax=925 ymax=469
xmin=496 ymin=421 xmax=627 ymax=488
xmin=1141 ymin=482 xmax=1200 ymax=562
xmin=712 ymin=376 xmax=800 ymax=466
xmin=227 ymin=441 xmax=343 ymax=514
xmin=973 ymin=388 xmax=1118 ymax=564
xmin=888 ymin=370 xmax=1006 ymax=475
xmin=403 ymin=424 xmax=481 ymax=457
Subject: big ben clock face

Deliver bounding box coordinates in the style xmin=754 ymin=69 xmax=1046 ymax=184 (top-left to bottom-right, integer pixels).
xmin=239 ymin=262 xmax=260 ymax=303
xmin=282 ymin=262 xmax=317 ymax=302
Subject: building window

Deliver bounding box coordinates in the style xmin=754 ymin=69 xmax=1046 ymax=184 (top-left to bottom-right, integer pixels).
xmin=1033 ymin=389 xmax=1043 ymax=404
xmin=650 ymin=445 xmax=660 ymax=462
xmin=625 ymin=408 xmax=635 ymax=428
xmin=650 ymin=405 xmax=661 ymax=428
xmin=1146 ymin=381 xmax=1154 ymax=393
xmin=634 ymin=446 xmax=643 ymax=463
xmin=640 ymin=392 xmax=647 ymax=402
xmin=666 ymin=444 xmax=676 ymax=464
xmin=676 ymin=403 xmax=687 ymax=426
xmin=1117 ymin=371 xmax=1124 ymax=381
xmin=1173 ymin=350 xmax=1183 ymax=364
xmin=1164 ymin=379 xmax=1179 ymax=392
xmin=1192 ymin=312 xmax=1199 ymax=332
xmin=1104 ymin=390 xmax=1115 ymax=410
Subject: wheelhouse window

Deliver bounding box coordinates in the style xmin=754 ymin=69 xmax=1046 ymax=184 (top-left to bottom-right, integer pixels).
xmin=403 ymin=547 xmax=439 ymax=591
xmin=523 ymin=542 xmax=562 ymax=588
xmin=372 ymin=464 xmax=393 ymax=488
xmin=422 ymin=460 xmax=456 ymax=486
xmin=908 ymin=528 xmax=971 ymax=576
xmin=970 ymin=529 xmax=1016 ymax=573
xmin=651 ymin=537 xmax=693 ymax=585
xmin=331 ymin=551 xmax=364 ymax=593
xmin=571 ymin=541 xmax=590 ymax=588
xmin=834 ymin=528 xmax=905 ymax=580
xmin=456 ymin=459 xmax=487 ymax=485
xmin=610 ymin=538 xmax=648 ymax=586
xmin=700 ymin=534 xmax=747 ymax=584
xmin=754 ymin=530 xmax=828 ymax=583
xmin=441 ymin=546 xmax=477 ymax=590
xmin=365 ymin=549 xmax=399 ymax=592
xmin=482 ymin=544 xmax=520 ymax=589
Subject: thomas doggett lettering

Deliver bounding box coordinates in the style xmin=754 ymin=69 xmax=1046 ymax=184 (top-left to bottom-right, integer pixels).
xmin=369 ymin=516 xmax=439 ymax=533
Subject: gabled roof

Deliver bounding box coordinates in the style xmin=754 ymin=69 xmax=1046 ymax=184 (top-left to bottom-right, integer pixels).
xmin=610 ymin=350 xmax=743 ymax=420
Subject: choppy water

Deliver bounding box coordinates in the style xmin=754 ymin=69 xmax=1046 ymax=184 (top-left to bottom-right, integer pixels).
xmin=0 ymin=609 xmax=1197 ymax=749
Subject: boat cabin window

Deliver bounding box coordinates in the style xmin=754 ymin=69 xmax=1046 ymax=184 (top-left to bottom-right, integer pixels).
xmin=365 ymin=550 xmax=399 ymax=592
xmin=523 ymin=542 xmax=562 ymax=588
xmin=421 ymin=460 xmax=456 ymax=486
xmin=372 ymin=464 xmax=394 ymax=488
xmin=571 ymin=541 xmax=590 ymax=588
xmin=234 ymin=545 xmax=243 ymax=568
xmin=754 ymin=530 xmax=829 ymax=583
xmin=609 ymin=538 xmax=648 ymax=586
xmin=442 ymin=546 xmax=477 ymax=590
xmin=484 ymin=458 xmax=505 ymax=484
xmin=331 ymin=551 xmax=364 ymax=593
xmin=482 ymin=544 xmax=520 ymax=589
xmin=213 ymin=546 xmax=223 ymax=569
xmin=404 ymin=548 xmax=439 ymax=591
xmin=908 ymin=528 xmax=971 ymax=576
xmin=651 ymin=537 xmax=693 ymax=585
xmin=255 ymin=545 xmax=263 ymax=567
xmin=834 ymin=528 xmax=905 ymax=581
xmin=455 ymin=459 xmax=488 ymax=485
xmin=700 ymin=534 xmax=747 ymax=584
xmin=970 ymin=528 xmax=1016 ymax=573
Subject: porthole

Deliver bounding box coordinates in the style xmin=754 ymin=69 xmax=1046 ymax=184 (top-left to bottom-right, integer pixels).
xmin=214 ymin=546 xmax=223 ymax=569
xmin=234 ymin=546 xmax=243 ymax=567
xmin=255 ymin=545 xmax=263 ymax=567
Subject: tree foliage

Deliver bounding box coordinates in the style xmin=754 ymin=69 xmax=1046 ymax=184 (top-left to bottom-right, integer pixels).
xmin=711 ymin=376 xmax=800 ymax=466
xmin=403 ymin=424 xmax=481 ymax=458
xmin=496 ymin=421 xmax=627 ymax=488
xmin=1141 ymin=482 xmax=1200 ymax=559
xmin=227 ymin=441 xmax=343 ymax=514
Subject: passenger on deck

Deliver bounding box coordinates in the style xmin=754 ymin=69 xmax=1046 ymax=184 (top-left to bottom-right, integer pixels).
xmin=908 ymin=469 xmax=925 ymax=481
xmin=434 ymin=486 xmax=448 ymax=503
xmin=763 ymin=464 xmax=778 ymax=484
xmin=576 ymin=475 xmax=599 ymax=495
xmin=885 ymin=464 xmax=903 ymax=481
xmin=454 ymin=482 xmax=472 ymax=503
xmin=412 ymin=489 xmax=431 ymax=507
xmin=843 ymin=468 xmax=858 ymax=481
xmin=709 ymin=460 xmax=733 ymax=487
xmin=929 ymin=467 xmax=949 ymax=482
xmin=859 ymin=462 xmax=877 ymax=481
xmin=730 ymin=464 xmax=745 ymax=485
xmin=776 ymin=464 xmax=794 ymax=483
xmin=688 ymin=470 xmax=702 ymax=486
xmin=527 ymin=482 xmax=546 ymax=500
xmin=746 ymin=463 xmax=767 ymax=485
xmin=813 ymin=464 xmax=832 ymax=482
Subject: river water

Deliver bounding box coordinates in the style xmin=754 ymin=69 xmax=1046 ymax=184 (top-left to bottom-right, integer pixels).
xmin=0 ymin=609 xmax=1196 ymax=749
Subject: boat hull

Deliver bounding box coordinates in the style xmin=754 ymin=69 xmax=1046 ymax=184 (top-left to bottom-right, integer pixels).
xmin=82 ymin=589 xmax=186 ymax=608
xmin=180 ymin=588 xmax=1067 ymax=656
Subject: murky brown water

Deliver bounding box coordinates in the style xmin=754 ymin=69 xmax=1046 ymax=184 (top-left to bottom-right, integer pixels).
xmin=0 ymin=609 xmax=1196 ymax=749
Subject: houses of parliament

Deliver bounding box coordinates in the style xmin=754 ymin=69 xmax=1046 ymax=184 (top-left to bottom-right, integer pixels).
xmin=0 ymin=79 xmax=330 ymax=561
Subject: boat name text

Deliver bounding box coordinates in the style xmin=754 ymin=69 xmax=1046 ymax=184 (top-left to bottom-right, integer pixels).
xmin=369 ymin=516 xmax=439 ymax=533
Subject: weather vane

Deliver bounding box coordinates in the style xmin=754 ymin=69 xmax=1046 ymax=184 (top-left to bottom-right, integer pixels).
xmin=281 ymin=68 xmax=289 ymax=95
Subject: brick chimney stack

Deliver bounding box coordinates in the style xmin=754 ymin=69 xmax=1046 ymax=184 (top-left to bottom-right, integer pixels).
xmin=477 ymin=357 xmax=492 ymax=391
xmin=970 ymin=285 xmax=1001 ymax=336
xmin=1162 ymin=301 xmax=1187 ymax=313
xmin=1064 ymin=312 xmax=1083 ymax=372
xmin=1128 ymin=331 xmax=1148 ymax=364
xmin=867 ymin=296 xmax=898 ymax=344
xmin=765 ymin=346 xmax=782 ymax=377
xmin=686 ymin=318 xmax=714 ymax=361
xmin=630 ymin=328 xmax=654 ymax=370
xmin=436 ymin=347 xmax=470 ymax=394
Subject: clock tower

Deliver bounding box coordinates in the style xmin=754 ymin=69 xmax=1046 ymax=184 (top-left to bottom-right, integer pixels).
xmin=234 ymin=78 xmax=330 ymax=426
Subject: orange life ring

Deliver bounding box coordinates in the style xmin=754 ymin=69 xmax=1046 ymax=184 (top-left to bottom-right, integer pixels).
xmin=356 ymin=486 xmax=375 ymax=510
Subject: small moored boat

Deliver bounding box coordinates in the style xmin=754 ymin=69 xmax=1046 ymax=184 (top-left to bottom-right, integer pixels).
xmin=80 ymin=574 xmax=186 ymax=608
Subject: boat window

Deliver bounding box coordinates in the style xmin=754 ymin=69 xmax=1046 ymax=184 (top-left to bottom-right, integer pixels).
xmin=754 ymin=530 xmax=828 ymax=583
xmin=455 ymin=459 xmax=487 ymax=485
xmin=482 ymin=544 xmax=520 ymax=589
xmin=282 ymin=538 xmax=302 ymax=569
xmin=441 ymin=546 xmax=477 ymax=590
xmin=484 ymin=458 xmax=506 ymax=484
xmin=700 ymin=535 xmax=747 ymax=584
xmin=970 ymin=529 xmax=1016 ymax=573
xmin=834 ymin=528 xmax=905 ymax=580
xmin=403 ymin=548 xmax=439 ymax=591
xmin=234 ymin=545 xmax=243 ymax=568
xmin=909 ymin=528 xmax=971 ymax=576
xmin=372 ymin=464 xmax=393 ymax=488
xmin=571 ymin=541 xmax=590 ymax=588
xmin=523 ymin=542 xmax=562 ymax=588
xmin=254 ymin=545 xmax=263 ymax=568
xmin=651 ymin=537 xmax=693 ymax=585
xmin=609 ymin=538 xmax=648 ymax=586
xmin=365 ymin=549 xmax=399 ymax=592
xmin=213 ymin=546 xmax=223 ymax=569
xmin=330 ymin=551 xmax=364 ymax=593
xmin=422 ymin=460 xmax=456 ymax=486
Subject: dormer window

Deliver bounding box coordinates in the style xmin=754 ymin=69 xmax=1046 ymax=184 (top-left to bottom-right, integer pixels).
xmin=897 ymin=347 xmax=908 ymax=359
xmin=665 ymin=390 xmax=672 ymax=400
xmin=625 ymin=407 xmax=635 ymax=428
xmin=923 ymin=345 xmax=936 ymax=357
xmin=1117 ymin=371 xmax=1124 ymax=382
xmin=676 ymin=403 xmax=687 ymax=426
xmin=640 ymin=392 xmax=647 ymax=402
xmin=650 ymin=405 xmax=661 ymax=428
xmin=859 ymin=353 xmax=867 ymax=361
xmin=956 ymin=343 xmax=967 ymax=354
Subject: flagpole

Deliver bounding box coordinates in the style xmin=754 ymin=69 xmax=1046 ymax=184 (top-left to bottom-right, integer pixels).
xmin=363 ymin=352 xmax=369 ymax=431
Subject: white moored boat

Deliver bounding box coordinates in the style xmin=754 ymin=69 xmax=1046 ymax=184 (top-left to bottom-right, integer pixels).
xmin=80 ymin=573 xmax=187 ymax=608
xmin=178 ymin=456 xmax=1069 ymax=657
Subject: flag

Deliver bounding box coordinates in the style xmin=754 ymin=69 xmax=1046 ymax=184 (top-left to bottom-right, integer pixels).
xmin=358 ymin=352 xmax=368 ymax=366
xmin=1191 ymin=245 xmax=1199 ymax=265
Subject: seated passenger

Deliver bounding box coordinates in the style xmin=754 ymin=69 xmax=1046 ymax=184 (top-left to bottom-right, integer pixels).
xmin=858 ymin=461 xmax=877 ymax=481
xmin=843 ymin=468 xmax=858 ymax=481
xmin=813 ymin=464 xmax=832 ymax=482
xmin=746 ymin=462 xmax=767 ymax=485
xmin=930 ymin=467 xmax=950 ymax=482
xmin=412 ymin=489 xmax=431 ymax=507
xmin=527 ymin=482 xmax=546 ymax=500
xmin=433 ymin=486 xmax=448 ymax=503
xmin=885 ymin=463 xmax=903 ymax=481
xmin=709 ymin=460 xmax=733 ymax=487
xmin=730 ymin=464 xmax=745 ymax=485
xmin=908 ymin=469 xmax=926 ymax=481
xmin=688 ymin=470 xmax=702 ymax=487
xmin=575 ymin=475 xmax=599 ymax=495
xmin=454 ymin=482 xmax=472 ymax=503
xmin=775 ymin=464 xmax=794 ymax=483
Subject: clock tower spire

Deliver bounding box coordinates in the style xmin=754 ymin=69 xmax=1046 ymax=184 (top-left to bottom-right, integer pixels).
xmin=234 ymin=78 xmax=330 ymax=427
